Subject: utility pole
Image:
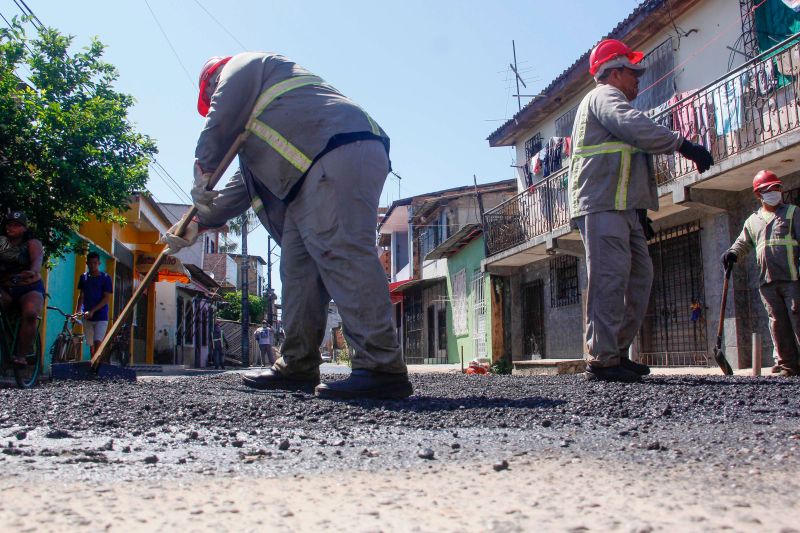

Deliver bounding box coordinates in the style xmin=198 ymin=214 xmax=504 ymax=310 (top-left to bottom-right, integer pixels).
xmin=240 ymin=214 xmax=250 ymax=367
xmin=267 ymin=235 xmax=273 ymax=325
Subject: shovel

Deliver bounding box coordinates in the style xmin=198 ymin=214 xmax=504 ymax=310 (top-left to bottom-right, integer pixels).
xmin=712 ymin=264 xmax=735 ymax=376
xmin=53 ymin=128 xmax=251 ymax=381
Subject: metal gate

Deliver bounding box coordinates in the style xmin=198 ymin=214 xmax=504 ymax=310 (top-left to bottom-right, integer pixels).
xmin=472 ymin=271 xmax=487 ymax=359
xmin=403 ymin=291 xmax=423 ymax=364
xmin=522 ymin=280 xmax=545 ymax=358
xmin=637 ymin=222 xmax=709 ymax=366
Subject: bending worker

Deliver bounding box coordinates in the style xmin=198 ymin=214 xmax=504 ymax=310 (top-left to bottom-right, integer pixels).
xmin=569 ymin=39 xmax=714 ymax=382
xmin=164 ymin=53 xmax=412 ymax=399
xmin=722 ymin=170 xmax=800 ymax=377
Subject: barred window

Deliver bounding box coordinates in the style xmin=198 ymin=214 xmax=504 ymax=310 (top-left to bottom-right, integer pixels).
xmin=632 ymin=37 xmax=675 ymax=112
xmin=555 ymin=105 xmax=579 ymax=138
xmin=452 ymin=268 xmax=468 ymax=335
xmin=550 ymin=255 xmax=580 ymax=308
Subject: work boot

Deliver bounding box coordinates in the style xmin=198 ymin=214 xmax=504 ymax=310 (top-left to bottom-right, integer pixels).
xmin=315 ymin=369 xmax=413 ymax=400
xmin=779 ymin=366 xmax=799 ymax=377
xmin=620 ymin=356 xmax=650 ymax=376
xmin=242 ymin=367 xmax=319 ymax=391
xmin=584 ymin=364 xmax=642 ymax=383
xmin=771 ymin=364 xmax=781 ymax=374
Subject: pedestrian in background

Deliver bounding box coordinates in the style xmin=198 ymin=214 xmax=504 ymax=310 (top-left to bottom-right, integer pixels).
xmin=722 ymin=170 xmax=800 ymax=377
xmin=211 ymin=319 xmax=228 ymax=370
xmin=253 ymin=320 xmax=275 ymax=366
xmin=75 ymin=251 xmax=113 ymax=359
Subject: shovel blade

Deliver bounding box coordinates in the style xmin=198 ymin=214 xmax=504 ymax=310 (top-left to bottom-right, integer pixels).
xmin=712 ymin=347 xmax=734 ymax=376
xmin=51 ymin=361 xmax=136 ymax=382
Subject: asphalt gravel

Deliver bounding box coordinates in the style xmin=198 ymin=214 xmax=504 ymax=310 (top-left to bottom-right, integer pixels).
xmin=0 ymin=372 xmax=798 ymax=482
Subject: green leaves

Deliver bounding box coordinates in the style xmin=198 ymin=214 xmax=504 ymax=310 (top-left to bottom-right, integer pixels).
xmin=0 ymin=18 xmax=157 ymax=259
xmin=217 ymin=291 xmax=265 ymax=324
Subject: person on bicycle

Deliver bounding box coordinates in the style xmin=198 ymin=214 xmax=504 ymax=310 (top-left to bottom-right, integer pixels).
xmin=0 ymin=211 xmax=44 ymax=366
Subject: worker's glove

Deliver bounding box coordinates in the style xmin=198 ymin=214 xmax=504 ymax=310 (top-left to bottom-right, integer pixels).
xmin=162 ymin=214 xmax=200 ymax=254
xmin=720 ymin=250 xmax=737 ymax=270
xmin=191 ymin=161 xmax=219 ymax=217
xmin=678 ymin=140 xmax=714 ymax=174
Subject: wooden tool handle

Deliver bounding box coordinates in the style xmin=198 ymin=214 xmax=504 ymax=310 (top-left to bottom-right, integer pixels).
xmin=91 ymin=131 xmax=249 ymax=368
xmin=715 ymin=265 xmax=732 ymax=339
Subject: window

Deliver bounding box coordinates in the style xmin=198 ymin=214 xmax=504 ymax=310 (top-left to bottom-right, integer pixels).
xmin=184 ymin=299 xmax=194 ymax=345
xmin=523 ymin=133 xmax=543 ymax=186
xmin=631 ymin=37 xmax=675 ymax=112
xmin=452 ymin=268 xmax=468 ymax=335
xmin=201 ymin=308 xmax=208 ymax=347
xmin=550 ymin=255 xmax=580 ymax=308
xmin=555 ymin=106 xmax=579 ymax=138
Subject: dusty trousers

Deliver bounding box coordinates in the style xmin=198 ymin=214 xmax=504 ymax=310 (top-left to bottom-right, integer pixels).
xmin=576 ymin=210 xmax=653 ymax=367
xmin=273 ymin=140 xmax=406 ymax=377
xmin=758 ymin=280 xmax=800 ymax=371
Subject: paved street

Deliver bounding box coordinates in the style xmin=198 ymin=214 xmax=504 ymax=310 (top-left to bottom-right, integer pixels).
xmin=0 ymin=371 xmax=798 ymax=530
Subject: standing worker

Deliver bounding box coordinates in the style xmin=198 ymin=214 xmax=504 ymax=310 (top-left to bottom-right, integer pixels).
xmin=569 ymin=39 xmax=714 ymax=382
xmin=75 ymin=251 xmax=113 ymax=359
xmin=722 ymin=171 xmax=800 ymax=377
xmin=163 ymin=53 xmax=412 ymax=399
xmin=211 ymin=319 xmax=228 ymax=370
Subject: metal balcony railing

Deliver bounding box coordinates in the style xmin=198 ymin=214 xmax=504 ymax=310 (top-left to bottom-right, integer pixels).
xmin=483 ymin=167 xmax=570 ymax=256
xmin=651 ymin=32 xmax=800 ymax=185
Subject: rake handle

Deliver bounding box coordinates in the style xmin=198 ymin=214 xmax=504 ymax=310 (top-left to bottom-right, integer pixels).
xmin=716 ymin=265 xmax=732 ymax=340
xmin=91 ymin=131 xmax=249 ymax=369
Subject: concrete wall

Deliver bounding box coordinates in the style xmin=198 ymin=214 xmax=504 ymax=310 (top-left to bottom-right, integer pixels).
xmin=511 ymin=258 xmax=586 ymax=360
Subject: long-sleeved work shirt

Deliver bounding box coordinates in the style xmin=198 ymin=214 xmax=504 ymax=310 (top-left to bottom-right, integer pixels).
xmin=568 ymin=84 xmax=683 ymax=218
xmin=195 ymin=52 xmax=390 ymax=237
xmin=729 ymin=203 xmax=800 ymax=285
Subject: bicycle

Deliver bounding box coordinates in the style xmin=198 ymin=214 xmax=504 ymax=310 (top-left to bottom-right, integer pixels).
xmin=0 ymin=292 xmax=43 ymax=389
xmin=48 ymin=305 xmax=83 ymax=364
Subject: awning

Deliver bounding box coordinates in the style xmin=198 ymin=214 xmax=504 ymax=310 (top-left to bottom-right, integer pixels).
xmin=389 ymin=279 xmax=414 ymax=304
xmin=425 ymin=223 xmax=483 ymax=260
xmin=388 ymin=278 xmax=445 ymax=304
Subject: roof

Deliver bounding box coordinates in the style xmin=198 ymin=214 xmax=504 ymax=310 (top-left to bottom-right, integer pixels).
xmin=185 ymin=264 xmax=220 ymax=289
xmin=425 ymin=223 xmax=483 ymax=261
xmin=487 ymin=0 xmax=701 ymax=147
xmin=229 ymin=253 xmax=267 ymax=265
xmin=378 ymin=178 xmax=516 ymax=233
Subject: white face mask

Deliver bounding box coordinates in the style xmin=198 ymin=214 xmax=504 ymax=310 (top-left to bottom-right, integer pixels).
xmin=761 ymin=191 xmax=782 ymax=206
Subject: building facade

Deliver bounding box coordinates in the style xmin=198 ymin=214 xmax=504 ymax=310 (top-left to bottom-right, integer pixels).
xmin=484 ymin=0 xmax=800 ymax=369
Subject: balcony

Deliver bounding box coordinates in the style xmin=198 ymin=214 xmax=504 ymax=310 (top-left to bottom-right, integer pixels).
xmin=483 ymin=167 xmax=570 ymax=257
xmin=652 ymin=32 xmax=800 ymax=187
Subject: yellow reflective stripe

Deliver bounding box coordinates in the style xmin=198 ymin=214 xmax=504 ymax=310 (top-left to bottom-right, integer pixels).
xmin=573 ymin=141 xmax=638 ymax=156
xmin=788 ymin=205 xmax=797 ymax=280
xmin=615 ymin=149 xmax=632 ymax=210
xmin=251 ymin=75 xmax=323 ymax=118
xmin=570 ymin=97 xmax=592 ymax=213
xmin=248 ymin=120 xmax=312 ymax=172
xmin=251 ymin=196 xmax=264 ymax=214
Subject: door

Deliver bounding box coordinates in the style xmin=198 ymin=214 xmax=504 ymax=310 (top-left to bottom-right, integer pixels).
xmin=522 ymin=280 xmax=545 ymax=358
xmin=472 ymin=271 xmax=487 ymax=359
xmin=403 ymin=291 xmax=423 ymax=364
xmin=637 ymin=222 xmax=709 ymax=366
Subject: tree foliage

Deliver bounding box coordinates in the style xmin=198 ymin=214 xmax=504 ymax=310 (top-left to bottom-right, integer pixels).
xmin=218 ymin=291 xmax=264 ymax=324
xmin=0 ymin=19 xmax=156 ymax=258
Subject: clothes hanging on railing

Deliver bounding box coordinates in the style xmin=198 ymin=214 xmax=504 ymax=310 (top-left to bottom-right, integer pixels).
xmin=668 ymin=90 xmax=715 ymax=149
xmin=712 ymin=73 xmax=748 ymax=135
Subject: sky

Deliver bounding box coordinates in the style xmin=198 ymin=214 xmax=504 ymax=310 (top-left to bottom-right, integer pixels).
xmin=1 ymin=0 xmax=643 ymax=299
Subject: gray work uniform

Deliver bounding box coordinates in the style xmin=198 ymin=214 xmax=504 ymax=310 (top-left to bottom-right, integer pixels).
xmin=569 ymin=84 xmax=682 ymax=367
xmin=728 ymin=204 xmax=800 ymax=371
xmin=196 ymin=52 xmax=405 ymax=377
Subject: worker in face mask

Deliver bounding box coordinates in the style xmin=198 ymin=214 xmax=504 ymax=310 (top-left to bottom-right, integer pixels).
xmin=723 ymin=170 xmax=800 ymax=377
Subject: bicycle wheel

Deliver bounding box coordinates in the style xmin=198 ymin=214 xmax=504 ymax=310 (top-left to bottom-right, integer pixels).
xmin=50 ymin=334 xmax=67 ymax=364
xmin=14 ymin=331 xmax=41 ymax=389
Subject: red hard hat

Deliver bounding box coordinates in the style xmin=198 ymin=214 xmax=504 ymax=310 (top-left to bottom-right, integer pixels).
xmin=589 ymin=39 xmax=644 ymax=76
xmin=197 ymin=56 xmax=232 ymax=117
xmin=752 ymin=170 xmax=782 ymax=192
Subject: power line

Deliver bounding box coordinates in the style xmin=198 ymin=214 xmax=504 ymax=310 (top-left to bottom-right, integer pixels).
xmin=142 ymin=0 xmax=195 ymax=89
xmin=12 ymin=0 xmax=42 ymax=30
xmin=192 ymin=0 xmax=248 ymax=51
